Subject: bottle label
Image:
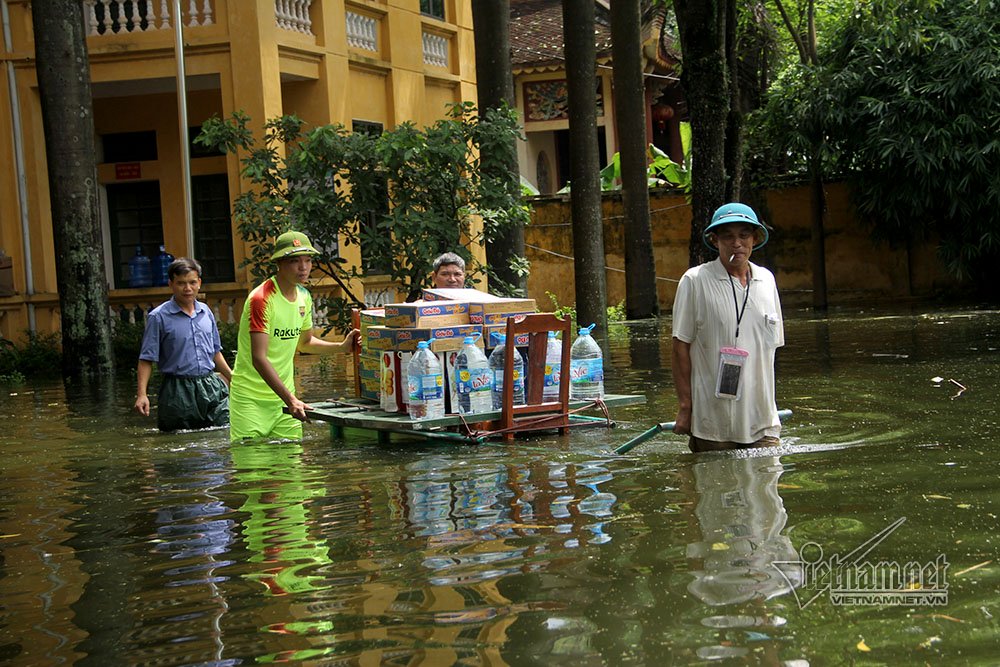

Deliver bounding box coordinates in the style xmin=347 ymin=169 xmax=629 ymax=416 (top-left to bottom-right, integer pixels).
xmin=408 ymin=373 xmax=443 ymax=401
xmin=493 ymin=368 xmax=524 ymax=393
xmin=457 ymin=367 xmax=491 ymax=395
xmin=544 ymin=362 xmax=561 ymax=387
xmin=570 ymin=358 xmax=603 ymax=384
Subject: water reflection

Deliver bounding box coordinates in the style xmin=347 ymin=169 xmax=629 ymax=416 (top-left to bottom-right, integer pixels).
xmin=684 ymin=454 xmax=802 ymax=663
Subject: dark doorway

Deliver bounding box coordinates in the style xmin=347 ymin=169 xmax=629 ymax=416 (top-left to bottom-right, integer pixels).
xmin=107 ymin=180 xmax=163 ymax=288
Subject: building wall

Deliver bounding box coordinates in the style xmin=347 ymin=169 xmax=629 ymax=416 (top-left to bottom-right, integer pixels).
xmin=0 ymin=0 xmax=479 ymax=342
xmin=526 ymin=182 xmax=962 ymax=313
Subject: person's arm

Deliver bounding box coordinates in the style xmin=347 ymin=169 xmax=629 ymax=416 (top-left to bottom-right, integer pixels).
xmin=672 ymin=337 xmax=693 ymax=435
xmin=296 ymin=328 xmax=360 ymax=355
xmin=135 ymin=359 xmax=154 ymax=416
xmin=213 ymin=351 xmax=232 ymax=386
xmin=250 ymin=331 xmax=310 ymax=421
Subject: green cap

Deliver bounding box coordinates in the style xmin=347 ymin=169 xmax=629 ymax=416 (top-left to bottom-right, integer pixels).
xmin=271 ymin=231 xmax=319 ymax=262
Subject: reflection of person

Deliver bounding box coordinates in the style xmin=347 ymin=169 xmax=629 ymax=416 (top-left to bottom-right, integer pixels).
xmin=229 ymin=231 xmax=359 ymax=441
xmin=135 ymin=258 xmax=232 ymax=431
xmin=431 ymin=252 xmax=466 ymax=288
xmin=672 ymin=202 xmax=784 ymax=452
xmin=686 ymin=456 xmax=801 ymax=606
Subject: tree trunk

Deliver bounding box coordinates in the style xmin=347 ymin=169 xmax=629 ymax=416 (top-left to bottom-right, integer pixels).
xmin=32 ymin=0 xmax=114 ymax=376
xmin=472 ymin=0 xmax=526 ymax=296
xmin=673 ymin=0 xmax=731 ymax=268
xmin=723 ymin=0 xmax=742 ymax=201
xmin=809 ymin=150 xmax=828 ymax=310
xmin=562 ymin=0 xmax=608 ymax=332
xmin=611 ymin=0 xmax=658 ymax=319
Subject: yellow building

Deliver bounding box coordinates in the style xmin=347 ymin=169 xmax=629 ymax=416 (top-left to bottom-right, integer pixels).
xmin=0 ymin=0 xmax=477 ymax=342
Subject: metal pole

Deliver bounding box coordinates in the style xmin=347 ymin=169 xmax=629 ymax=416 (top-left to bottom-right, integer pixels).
xmin=173 ymin=0 xmax=194 ymax=257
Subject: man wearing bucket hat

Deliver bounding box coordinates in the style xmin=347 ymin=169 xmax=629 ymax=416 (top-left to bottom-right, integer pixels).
xmin=671 ymin=203 xmax=784 ymax=452
xmin=229 ymin=230 xmax=359 ymax=441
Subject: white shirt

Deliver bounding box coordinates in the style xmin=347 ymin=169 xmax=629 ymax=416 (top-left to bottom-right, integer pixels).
xmin=672 ymin=258 xmax=784 ymax=443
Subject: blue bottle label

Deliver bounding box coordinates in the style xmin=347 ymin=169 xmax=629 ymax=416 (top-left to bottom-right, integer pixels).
xmin=457 ymin=367 xmax=491 ymax=394
xmin=408 ymin=373 xmax=443 ymax=401
xmin=544 ymin=362 xmax=561 ymax=387
xmin=570 ymin=359 xmax=603 ymax=384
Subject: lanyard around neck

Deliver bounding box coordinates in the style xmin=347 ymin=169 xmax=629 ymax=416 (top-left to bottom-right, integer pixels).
xmin=728 ymin=272 xmax=750 ymax=340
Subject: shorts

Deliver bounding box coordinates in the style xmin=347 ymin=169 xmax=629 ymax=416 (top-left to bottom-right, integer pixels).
xmin=158 ymin=373 xmax=229 ymax=431
xmin=229 ymin=388 xmax=303 ymax=442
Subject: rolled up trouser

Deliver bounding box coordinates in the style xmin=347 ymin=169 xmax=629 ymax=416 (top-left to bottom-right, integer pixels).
xmin=228 ymin=387 xmax=302 ymax=442
xmin=158 ymin=373 xmax=230 ymax=431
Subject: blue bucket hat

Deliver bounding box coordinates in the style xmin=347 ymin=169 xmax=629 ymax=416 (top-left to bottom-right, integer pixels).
xmin=703 ymin=202 xmax=769 ymax=251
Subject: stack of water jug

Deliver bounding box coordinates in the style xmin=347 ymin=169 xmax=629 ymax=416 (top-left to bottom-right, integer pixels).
xmin=129 ymin=245 xmax=174 ymax=288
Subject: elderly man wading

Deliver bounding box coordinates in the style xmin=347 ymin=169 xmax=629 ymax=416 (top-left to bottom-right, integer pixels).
xmin=671 ymin=203 xmax=784 ymax=452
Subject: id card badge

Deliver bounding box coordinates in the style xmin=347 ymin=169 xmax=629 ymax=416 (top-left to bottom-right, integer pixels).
xmin=716 ymin=346 xmax=749 ymax=399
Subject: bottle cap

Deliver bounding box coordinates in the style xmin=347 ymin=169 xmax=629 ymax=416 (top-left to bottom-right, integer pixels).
xmin=579 ymin=323 xmax=596 ymax=336
xmin=548 ymin=331 xmax=558 ymax=338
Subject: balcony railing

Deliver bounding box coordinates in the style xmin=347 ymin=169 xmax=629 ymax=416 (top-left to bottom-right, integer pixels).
xmin=274 ymin=0 xmax=312 ymax=35
xmin=345 ymin=10 xmax=377 ymax=52
xmin=422 ymin=31 xmax=448 ymax=68
xmin=83 ymin=0 xmax=214 ymax=35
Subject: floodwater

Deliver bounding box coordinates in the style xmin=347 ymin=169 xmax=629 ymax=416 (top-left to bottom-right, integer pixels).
xmin=1 ymin=305 xmax=998 ymax=666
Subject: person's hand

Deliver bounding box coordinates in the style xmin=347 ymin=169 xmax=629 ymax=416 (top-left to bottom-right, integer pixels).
xmin=673 ymin=406 xmax=692 ymax=435
xmin=134 ymin=395 xmax=150 ymax=417
xmin=287 ymin=396 xmax=312 ymax=422
xmin=342 ymin=328 xmax=360 ymax=352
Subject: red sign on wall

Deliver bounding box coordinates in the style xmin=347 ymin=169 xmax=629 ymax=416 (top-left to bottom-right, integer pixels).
xmin=115 ymin=162 xmax=142 ymax=180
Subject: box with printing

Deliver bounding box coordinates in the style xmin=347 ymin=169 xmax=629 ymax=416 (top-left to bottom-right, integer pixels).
xmin=392 ymin=324 xmax=482 ymax=352
xmin=383 ymin=301 xmax=469 ymax=328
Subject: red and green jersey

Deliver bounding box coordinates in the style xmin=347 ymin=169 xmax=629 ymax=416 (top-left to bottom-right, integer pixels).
xmin=231 ymin=277 xmax=313 ymax=402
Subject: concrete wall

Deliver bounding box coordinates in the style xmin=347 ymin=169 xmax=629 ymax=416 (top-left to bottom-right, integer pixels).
xmin=526 ymin=182 xmax=961 ymax=312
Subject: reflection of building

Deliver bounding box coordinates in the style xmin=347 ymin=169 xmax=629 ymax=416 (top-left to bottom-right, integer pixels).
xmin=0 ymin=0 xmax=476 ymax=341
xmin=510 ymin=0 xmax=684 ymax=194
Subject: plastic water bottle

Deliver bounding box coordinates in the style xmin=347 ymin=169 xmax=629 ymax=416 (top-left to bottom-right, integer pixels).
xmin=569 ymin=324 xmax=604 ymax=400
xmin=128 ymin=245 xmax=152 ymax=288
xmin=543 ymin=331 xmax=562 ymax=402
xmin=407 ymin=340 xmax=445 ymax=420
xmin=153 ymin=245 xmax=174 ymax=286
xmin=488 ymin=334 xmax=525 ymax=409
xmin=454 ymin=334 xmax=492 ymax=415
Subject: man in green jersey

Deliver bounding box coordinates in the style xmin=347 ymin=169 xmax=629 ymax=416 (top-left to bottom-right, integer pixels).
xmin=229 ymin=231 xmax=359 ymax=441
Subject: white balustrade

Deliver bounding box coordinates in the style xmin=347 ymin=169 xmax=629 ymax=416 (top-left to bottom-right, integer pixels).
xmin=346 ymin=11 xmax=377 ymax=52
xmin=82 ymin=0 xmax=214 ymax=35
xmin=275 ymin=0 xmax=313 ymax=35
xmin=422 ymin=31 xmax=448 ymax=68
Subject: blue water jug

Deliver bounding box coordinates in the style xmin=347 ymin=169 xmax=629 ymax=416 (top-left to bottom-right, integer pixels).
xmin=153 ymin=245 xmax=174 ymax=286
xmin=128 ymin=245 xmax=152 ymax=288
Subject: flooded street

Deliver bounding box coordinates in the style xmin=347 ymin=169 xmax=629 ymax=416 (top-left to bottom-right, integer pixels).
xmin=1 ymin=305 xmax=998 ymax=665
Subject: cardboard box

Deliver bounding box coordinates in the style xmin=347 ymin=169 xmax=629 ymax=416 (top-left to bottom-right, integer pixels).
xmin=380 ymin=350 xmax=409 ymax=412
xmin=468 ymin=308 xmax=537 ymax=326
xmin=359 ymin=309 xmax=385 ymax=326
xmin=421 ymin=287 xmax=492 ymax=302
xmin=365 ymin=325 xmax=397 ymax=350
xmin=392 ymin=324 xmax=482 ymax=352
xmin=484 ymin=325 xmax=531 ymax=349
xmin=383 ymin=301 xmax=469 ymax=328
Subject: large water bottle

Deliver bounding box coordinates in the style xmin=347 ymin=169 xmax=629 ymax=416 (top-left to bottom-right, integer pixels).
xmin=542 ymin=331 xmax=562 ymax=402
xmin=488 ymin=335 xmax=525 ymax=409
xmin=569 ymin=323 xmax=604 ymax=400
xmin=406 ymin=340 xmax=444 ymax=420
xmin=454 ymin=334 xmax=492 ymax=415
xmin=153 ymin=245 xmax=174 ymax=286
xmin=128 ymin=245 xmax=152 ymax=288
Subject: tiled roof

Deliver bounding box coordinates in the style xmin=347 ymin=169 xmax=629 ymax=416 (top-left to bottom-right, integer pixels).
xmin=510 ymin=0 xmax=613 ymax=70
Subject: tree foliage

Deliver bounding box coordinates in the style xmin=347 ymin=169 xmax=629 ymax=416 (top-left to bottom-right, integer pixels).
xmin=753 ymin=0 xmax=1000 ymax=282
xmin=197 ymin=103 xmax=529 ymax=328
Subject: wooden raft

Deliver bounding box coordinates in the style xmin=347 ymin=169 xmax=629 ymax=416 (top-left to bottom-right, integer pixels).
xmin=308 ymin=312 xmax=646 ymax=444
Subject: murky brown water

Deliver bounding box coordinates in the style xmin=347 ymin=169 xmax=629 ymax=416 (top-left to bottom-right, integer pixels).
xmin=1 ymin=305 xmax=998 ymax=665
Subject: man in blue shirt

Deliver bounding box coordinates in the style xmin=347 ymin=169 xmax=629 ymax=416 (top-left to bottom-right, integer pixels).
xmin=135 ymin=257 xmax=233 ymax=431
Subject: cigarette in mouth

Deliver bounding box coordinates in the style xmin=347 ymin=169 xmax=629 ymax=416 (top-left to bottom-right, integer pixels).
xmin=729 ymin=254 xmax=735 ymax=262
